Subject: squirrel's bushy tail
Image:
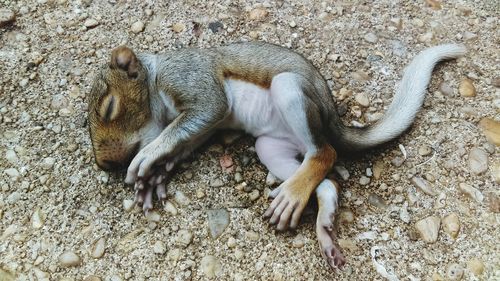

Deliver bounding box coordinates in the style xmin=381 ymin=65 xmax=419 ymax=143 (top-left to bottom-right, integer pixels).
xmin=335 ymin=44 xmax=466 ymax=152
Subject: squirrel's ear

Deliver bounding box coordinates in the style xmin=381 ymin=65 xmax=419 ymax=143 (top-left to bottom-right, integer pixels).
xmin=110 ymin=46 xmax=139 ymax=78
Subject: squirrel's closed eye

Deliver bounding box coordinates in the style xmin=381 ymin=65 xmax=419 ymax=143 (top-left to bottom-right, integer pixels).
xmin=99 ymin=94 xmax=120 ymax=122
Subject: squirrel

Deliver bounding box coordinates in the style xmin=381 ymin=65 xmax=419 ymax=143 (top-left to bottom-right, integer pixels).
xmin=87 ymin=42 xmax=466 ymax=269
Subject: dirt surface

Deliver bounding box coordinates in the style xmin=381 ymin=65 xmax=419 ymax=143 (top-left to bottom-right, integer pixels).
xmin=1 ymin=0 xmax=499 ymax=280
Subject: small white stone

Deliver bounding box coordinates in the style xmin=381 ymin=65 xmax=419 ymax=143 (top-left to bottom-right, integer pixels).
xmin=41 ymin=157 xmax=56 ymax=170
xmin=31 ymin=209 xmax=45 ymax=229
xmin=5 ymin=168 xmax=20 ymax=178
xmin=249 ymin=189 xmax=260 ymax=201
xmin=415 ymin=216 xmax=440 ymax=243
xmin=153 ymin=241 xmax=166 ymax=255
xmin=418 ymin=32 xmax=433 ymax=42
xmin=292 ymin=234 xmax=306 ymax=248
xmin=289 ymin=20 xmax=297 ymax=28
xmin=265 ymin=172 xmax=279 ymax=186
xmin=176 ymin=229 xmax=193 ymax=248
xmin=458 ymin=183 xmax=484 ymax=203
xmin=227 ymin=237 xmax=237 ymax=248
xmin=58 ymin=251 xmax=81 ymax=267
xmin=468 ymin=147 xmax=488 ymax=175
xmin=442 ymin=213 xmax=460 ymax=239
xmin=131 ymin=21 xmax=145 ymax=33
xmin=90 ymin=238 xmax=106 ymax=259
xmin=359 ymin=175 xmax=370 ymax=185
xmin=364 ymin=32 xmax=378 ymax=43
xmin=123 ymin=199 xmax=135 ymax=212
xmin=200 ymin=255 xmax=222 ymax=278
xmin=164 ymin=200 xmax=178 ymax=215
xmin=355 ymin=92 xmax=370 ymax=107
xmin=334 ymin=165 xmax=350 ymax=180
xmin=145 ymin=210 xmax=161 ymax=222
xmin=174 ymin=191 xmax=191 ymax=206
xmin=5 ymin=150 xmax=19 ymax=165
xmin=447 ymin=263 xmax=464 ymax=280
xmin=84 ymin=18 xmax=99 ymax=28
xmin=411 ymin=176 xmax=437 ymax=196
xmin=19 ymin=78 xmax=29 ymax=87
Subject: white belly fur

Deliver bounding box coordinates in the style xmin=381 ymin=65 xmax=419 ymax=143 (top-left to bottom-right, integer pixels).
xmin=221 ymin=79 xmax=291 ymax=138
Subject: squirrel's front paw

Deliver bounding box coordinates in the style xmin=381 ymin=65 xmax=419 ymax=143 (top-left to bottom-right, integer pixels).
xmin=126 ymin=140 xmax=171 ymax=184
xmin=134 ymin=168 xmax=169 ymax=213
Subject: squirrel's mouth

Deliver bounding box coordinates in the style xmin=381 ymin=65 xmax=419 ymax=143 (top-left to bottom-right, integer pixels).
xmin=95 ymin=141 xmax=141 ymax=172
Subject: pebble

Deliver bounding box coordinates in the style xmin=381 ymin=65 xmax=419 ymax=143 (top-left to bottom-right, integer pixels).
xmin=289 ymin=20 xmax=296 ymax=28
xmin=468 ymin=147 xmax=488 ymax=175
xmin=5 ymin=168 xmax=20 ymax=179
xmin=372 ymin=160 xmax=384 ymax=179
xmin=265 ymin=172 xmax=279 ymax=186
xmin=411 ymin=176 xmax=437 ymax=196
xmin=227 ymin=237 xmax=237 ymax=248
xmin=41 ymin=157 xmax=56 ymax=170
xmin=368 ymin=193 xmax=387 ymax=209
xmin=58 ymin=251 xmax=81 ymax=267
xmin=31 ymin=209 xmax=45 ymax=229
xmin=6 ymin=191 xmax=21 ymax=204
xmin=176 ymin=229 xmax=193 ymax=248
xmin=0 ymin=9 xmax=16 ymax=27
xmin=338 ymin=209 xmax=354 ymax=224
xmin=84 ymin=18 xmax=99 ymax=28
xmin=418 ymin=145 xmax=432 ymax=156
xmin=196 ymin=189 xmax=205 ymax=199
xmin=334 ymin=165 xmax=350 ymax=180
xmin=439 ymin=82 xmax=454 ymax=96
xmin=458 ymin=183 xmax=484 ymax=203
xmin=418 ymin=32 xmax=433 ymax=43
xmin=145 ymin=210 xmax=161 ymax=222
xmin=90 ymin=238 xmax=106 ymax=259
xmin=123 ymin=199 xmax=135 ymax=212
xmin=446 ymin=263 xmax=464 ymax=280
xmin=391 ymin=156 xmax=405 ymax=167
xmin=338 ymin=239 xmax=358 ymax=251
xmin=442 ymin=213 xmax=460 ymax=239
xmin=201 ymin=255 xmax=222 ymax=278
xmin=245 ymin=230 xmax=259 ymax=241
xmin=167 ymin=248 xmax=182 ymax=262
xmin=415 ymin=216 xmax=440 ymax=243
xmin=5 ymin=150 xmax=19 ymax=164
xmin=174 ymin=191 xmax=191 ymax=206
xmin=459 ymin=78 xmax=476 ymax=97
xmin=164 ymin=200 xmax=178 ymax=215
xmin=207 ymin=209 xmax=230 ymax=239
xmin=434 ymin=192 xmax=447 ymax=209
xmin=426 ymin=0 xmax=442 ymax=10
xmin=234 ymin=249 xmax=244 ymax=260
xmin=479 ymin=118 xmax=500 ymax=146
xmin=364 ymin=32 xmax=378 ymax=43
xmin=130 ymin=21 xmax=145 ymax=33
xmin=19 ymin=78 xmax=29 ymax=87
xmin=249 ymin=189 xmax=260 ymax=201
xmin=210 ymin=179 xmax=224 ymax=187
xmin=172 ymin=22 xmax=185 ymax=33
xmin=352 ymin=70 xmax=370 ymax=82
xmin=467 ymin=258 xmax=485 ymax=276
xmin=83 ymin=276 xmax=102 ymax=281
xmin=292 ymin=234 xmax=306 ymax=248
xmin=359 ymin=176 xmax=370 ymax=185
xmin=249 ymin=8 xmax=268 ymax=20
xmin=355 ymin=92 xmax=370 ymax=107
xmin=153 ymin=241 xmax=166 ymax=255
xmin=399 ymin=202 xmax=411 ymax=223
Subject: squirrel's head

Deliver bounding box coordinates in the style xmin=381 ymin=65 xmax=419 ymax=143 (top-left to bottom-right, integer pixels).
xmin=88 ymin=46 xmax=154 ymax=171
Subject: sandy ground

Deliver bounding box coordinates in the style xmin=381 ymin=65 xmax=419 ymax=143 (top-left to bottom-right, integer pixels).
xmin=1 ymin=0 xmax=499 ymax=280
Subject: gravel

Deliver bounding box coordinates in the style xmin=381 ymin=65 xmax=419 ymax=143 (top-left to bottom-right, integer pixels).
xmin=1 ymin=0 xmax=498 ymax=280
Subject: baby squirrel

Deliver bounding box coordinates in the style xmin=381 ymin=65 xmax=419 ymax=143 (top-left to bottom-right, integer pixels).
xmin=87 ymin=42 xmax=466 ymax=269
